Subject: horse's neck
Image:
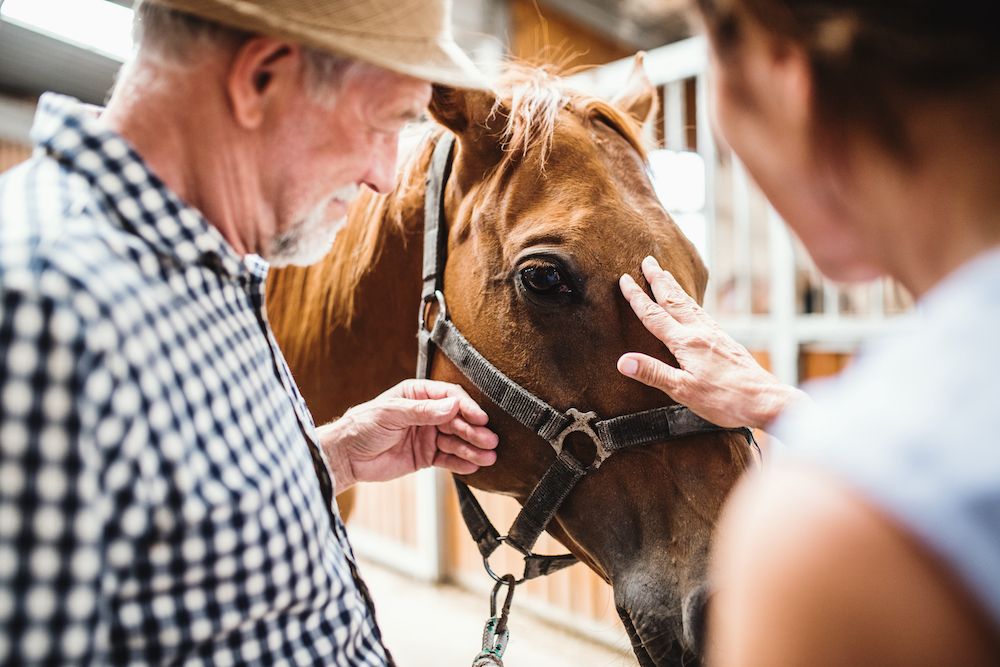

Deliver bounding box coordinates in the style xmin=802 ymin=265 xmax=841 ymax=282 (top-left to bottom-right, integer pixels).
xmin=270 ymin=174 xmax=428 ymax=425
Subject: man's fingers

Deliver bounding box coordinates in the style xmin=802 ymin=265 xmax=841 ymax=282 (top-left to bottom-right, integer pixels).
xmin=617 ymin=352 xmax=689 ymax=399
xmin=432 ymin=452 xmax=480 ymax=475
xmin=437 ymin=417 xmax=499 ymax=449
xmin=436 ymin=433 xmax=497 ymax=466
xmin=620 ymin=273 xmax=681 ymax=344
xmin=397 ymin=380 xmax=491 ymax=426
xmin=381 ymin=396 xmax=459 ymax=428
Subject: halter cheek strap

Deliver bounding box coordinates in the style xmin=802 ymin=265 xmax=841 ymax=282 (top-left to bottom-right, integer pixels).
xmin=417 ymin=132 xmax=755 ymax=583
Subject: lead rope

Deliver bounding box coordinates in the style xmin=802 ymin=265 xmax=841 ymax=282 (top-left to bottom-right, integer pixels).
xmin=473 ymin=575 xmax=517 ymax=666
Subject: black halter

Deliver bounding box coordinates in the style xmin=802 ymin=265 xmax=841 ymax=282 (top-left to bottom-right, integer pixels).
xmin=416 ymin=132 xmax=754 ymax=585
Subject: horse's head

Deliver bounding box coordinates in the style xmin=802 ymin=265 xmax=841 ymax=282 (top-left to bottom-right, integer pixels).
xmin=424 ymin=58 xmax=755 ymax=665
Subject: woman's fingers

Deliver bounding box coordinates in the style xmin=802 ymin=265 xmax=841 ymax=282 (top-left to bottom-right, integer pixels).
xmin=641 ymin=256 xmax=705 ymax=325
xmin=619 ymin=273 xmax=682 ymax=345
xmin=617 ymin=352 xmax=689 ymax=399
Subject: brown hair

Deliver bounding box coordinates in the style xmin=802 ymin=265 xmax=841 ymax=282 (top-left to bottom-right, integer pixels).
xmin=695 ymin=0 xmax=1000 ymax=157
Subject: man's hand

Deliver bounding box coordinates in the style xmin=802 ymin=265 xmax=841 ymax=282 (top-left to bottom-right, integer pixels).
xmin=618 ymin=256 xmax=806 ymax=429
xmin=320 ymin=379 xmax=499 ymax=491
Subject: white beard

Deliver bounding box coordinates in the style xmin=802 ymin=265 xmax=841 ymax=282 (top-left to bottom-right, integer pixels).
xmin=265 ymin=183 xmax=360 ymax=267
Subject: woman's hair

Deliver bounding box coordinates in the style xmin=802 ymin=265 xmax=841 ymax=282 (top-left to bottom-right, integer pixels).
xmin=694 ymin=0 xmax=1000 ymax=157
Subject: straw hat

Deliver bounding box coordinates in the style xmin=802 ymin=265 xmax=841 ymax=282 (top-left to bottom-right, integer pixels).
xmin=145 ymin=0 xmax=488 ymax=89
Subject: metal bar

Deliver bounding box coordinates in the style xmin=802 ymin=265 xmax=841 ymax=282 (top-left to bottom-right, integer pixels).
xmin=824 ymin=280 xmax=839 ymax=317
xmin=871 ymin=278 xmax=886 ymax=317
xmin=731 ymin=157 xmax=752 ymax=315
xmin=767 ymin=206 xmax=799 ymax=385
xmin=663 ymin=81 xmax=685 ymax=151
xmin=696 ymin=72 xmax=718 ymax=311
xmin=570 ymin=36 xmax=707 ymax=96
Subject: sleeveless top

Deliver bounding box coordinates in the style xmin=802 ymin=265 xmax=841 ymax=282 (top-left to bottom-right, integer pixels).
xmin=774 ymin=247 xmax=1000 ymax=628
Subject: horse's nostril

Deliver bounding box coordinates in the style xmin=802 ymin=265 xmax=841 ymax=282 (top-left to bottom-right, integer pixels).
xmin=682 ymin=584 xmax=711 ymax=655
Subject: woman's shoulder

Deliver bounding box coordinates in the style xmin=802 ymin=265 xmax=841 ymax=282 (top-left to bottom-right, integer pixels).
xmin=772 ymin=261 xmax=1000 ymax=630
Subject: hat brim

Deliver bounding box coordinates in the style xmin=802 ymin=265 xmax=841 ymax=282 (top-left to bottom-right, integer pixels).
xmin=147 ymin=0 xmax=490 ymax=90
xmin=314 ymin=32 xmax=491 ymax=91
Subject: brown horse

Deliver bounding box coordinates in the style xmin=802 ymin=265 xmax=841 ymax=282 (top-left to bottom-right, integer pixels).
xmin=266 ymin=58 xmax=755 ymax=666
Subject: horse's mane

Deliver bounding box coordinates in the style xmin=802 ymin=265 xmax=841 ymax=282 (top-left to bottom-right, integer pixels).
xmin=268 ymin=63 xmax=649 ymax=339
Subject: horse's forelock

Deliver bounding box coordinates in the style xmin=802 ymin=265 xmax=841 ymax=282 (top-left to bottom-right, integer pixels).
xmin=493 ymin=63 xmax=649 ymax=168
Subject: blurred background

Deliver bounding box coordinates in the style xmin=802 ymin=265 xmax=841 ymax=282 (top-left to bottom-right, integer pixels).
xmin=0 ymin=0 xmax=911 ymax=664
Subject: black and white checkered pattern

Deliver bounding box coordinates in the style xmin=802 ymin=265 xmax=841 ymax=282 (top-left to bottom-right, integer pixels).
xmin=0 ymin=93 xmax=390 ymax=665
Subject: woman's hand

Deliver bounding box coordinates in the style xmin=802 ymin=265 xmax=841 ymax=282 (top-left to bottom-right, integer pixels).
xmin=618 ymin=256 xmax=806 ymax=429
xmin=319 ymin=379 xmax=499 ymax=491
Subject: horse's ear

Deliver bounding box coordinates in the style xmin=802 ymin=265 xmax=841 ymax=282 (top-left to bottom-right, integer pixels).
xmin=428 ymin=84 xmax=507 ymax=181
xmin=429 ymin=85 xmax=506 ymax=144
xmin=612 ymin=52 xmax=658 ymax=130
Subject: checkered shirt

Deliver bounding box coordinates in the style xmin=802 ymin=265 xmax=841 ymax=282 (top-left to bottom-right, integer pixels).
xmin=0 ymin=93 xmax=391 ymax=666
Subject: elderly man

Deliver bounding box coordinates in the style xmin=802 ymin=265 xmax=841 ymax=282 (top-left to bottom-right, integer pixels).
xmin=0 ymin=0 xmax=497 ymax=664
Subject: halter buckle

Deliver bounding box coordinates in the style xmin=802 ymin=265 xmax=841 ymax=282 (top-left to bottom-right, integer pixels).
xmin=550 ymin=408 xmax=611 ymax=469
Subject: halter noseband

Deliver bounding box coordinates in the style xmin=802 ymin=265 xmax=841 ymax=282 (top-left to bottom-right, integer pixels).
xmin=416 ymin=132 xmax=754 ymax=585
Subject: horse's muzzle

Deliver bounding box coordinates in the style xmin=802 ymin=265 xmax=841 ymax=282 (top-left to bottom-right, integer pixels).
xmin=615 ymin=583 xmax=710 ymax=666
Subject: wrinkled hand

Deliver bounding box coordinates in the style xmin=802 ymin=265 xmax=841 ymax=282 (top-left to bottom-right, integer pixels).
xmin=617 ymin=256 xmax=805 ymax=429
xmin=320 ymin=379 xmax=499 ymax=490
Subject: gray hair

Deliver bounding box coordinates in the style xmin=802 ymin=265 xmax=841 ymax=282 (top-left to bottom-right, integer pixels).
xmin=131 ymin=0 xmax=357 ymax=102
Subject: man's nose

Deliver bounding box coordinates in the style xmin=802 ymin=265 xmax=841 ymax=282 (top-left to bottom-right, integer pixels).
xmin=361 ymin=135 xmax=400 ymax=194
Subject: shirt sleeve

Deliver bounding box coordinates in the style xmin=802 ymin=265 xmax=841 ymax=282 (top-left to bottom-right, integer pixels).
xmin=0 ymin=284 xmax=133 ymax=664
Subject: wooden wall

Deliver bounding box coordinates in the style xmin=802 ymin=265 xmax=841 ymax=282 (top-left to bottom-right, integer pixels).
xmin=508 ymin=0 xmax=630 ymax=70
xmin=0 ymin=139 xmax=30 ymax=173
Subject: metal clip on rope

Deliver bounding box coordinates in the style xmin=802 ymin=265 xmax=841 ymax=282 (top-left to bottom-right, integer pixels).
xmin=472 ymin=575 xmax=517 ymax=666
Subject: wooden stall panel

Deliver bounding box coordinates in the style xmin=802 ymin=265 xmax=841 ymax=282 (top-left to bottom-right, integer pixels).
xmin=509 ymin=0 xmax=629 ymax=70
xmin=351 ymin=476 xmax=420 ymax=549
xmin=799 ymin=348 xmax=854 ymax=382
xmin=1 ymin=139 xmax=31 ymax=172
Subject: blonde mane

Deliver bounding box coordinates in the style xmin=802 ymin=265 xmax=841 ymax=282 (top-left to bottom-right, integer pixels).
xmin=267 ymin=64 xmax=649 ymax=340
xmin=494 ymin=63 xmax=648 ymax=165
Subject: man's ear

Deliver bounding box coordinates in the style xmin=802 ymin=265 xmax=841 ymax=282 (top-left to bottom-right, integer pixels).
xmin=227 ymin=37 xmax=299 ymax=129
xmin=612 ymin=52 xmax=658 ymax=132
xmin=428 ymin=84 xmax=507 ymax=183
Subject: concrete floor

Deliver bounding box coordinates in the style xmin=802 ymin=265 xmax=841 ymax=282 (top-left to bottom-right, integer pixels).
xmin=359 ymin=558 xmax=636 ymax=667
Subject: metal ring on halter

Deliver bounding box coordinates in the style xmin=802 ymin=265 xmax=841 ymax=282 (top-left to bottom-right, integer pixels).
xmin=482 ymin=537 xmax=527 ymax=586
xmin=418 ymin=289 xmax=447 ymax=333
xmin=548 ymin=407 xmax=612 ymax=470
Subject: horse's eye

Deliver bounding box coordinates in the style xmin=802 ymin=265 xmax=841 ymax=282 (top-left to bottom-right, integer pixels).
xmin=520 ymin=265 xmax=572 ymax=295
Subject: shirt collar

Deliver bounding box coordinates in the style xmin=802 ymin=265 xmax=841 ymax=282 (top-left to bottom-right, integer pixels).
xmin=31 ymin=92 xmax=248 ymax=279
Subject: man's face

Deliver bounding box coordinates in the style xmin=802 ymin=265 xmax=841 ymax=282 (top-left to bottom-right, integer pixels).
xmin=262 ymin=64 xmax=431 ymax=267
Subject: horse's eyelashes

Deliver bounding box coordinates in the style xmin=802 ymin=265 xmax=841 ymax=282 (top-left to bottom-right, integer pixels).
xmin=521 ymin=266 xmax=569 ymax=293
xmin=517 ymin=260 xmax=577 ymax=305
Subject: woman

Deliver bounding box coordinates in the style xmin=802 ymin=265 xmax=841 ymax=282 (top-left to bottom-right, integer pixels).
xmin=618 ymin=1 xmax=1000 ymax=664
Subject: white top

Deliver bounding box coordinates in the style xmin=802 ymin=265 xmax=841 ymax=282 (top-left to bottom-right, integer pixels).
xmin=775 ymin=247 xmax=1000 ymax=628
